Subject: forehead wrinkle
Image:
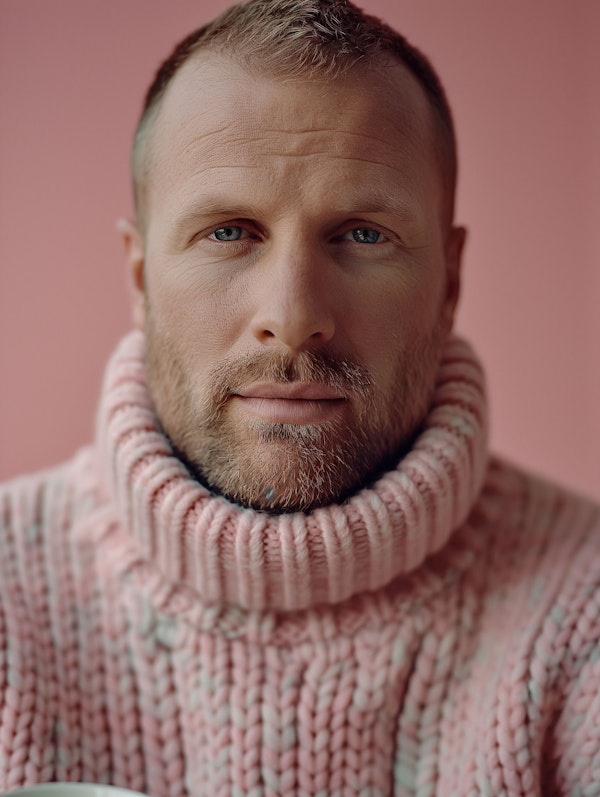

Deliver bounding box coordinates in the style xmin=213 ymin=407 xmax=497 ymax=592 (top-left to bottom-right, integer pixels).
xmin=170 ymin=132 xmax=422 ymax=173
xmin=176 ymin=124 xmax=420 ymax=162
xmin=216 ymin=125 xmax=417 ymax=147
xmin=168 ymin=94 xmax=424 ymax=159
xmin=160 ymin=130 xmax=426 ymax=193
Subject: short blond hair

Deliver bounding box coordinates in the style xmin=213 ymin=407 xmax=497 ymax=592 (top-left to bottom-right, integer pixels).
xmin=132 ymin=0 xmax=457 ymax=229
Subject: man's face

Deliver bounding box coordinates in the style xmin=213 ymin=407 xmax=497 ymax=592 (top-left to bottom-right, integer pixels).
xmin=126 ymin=54 xmax=464 ymax=513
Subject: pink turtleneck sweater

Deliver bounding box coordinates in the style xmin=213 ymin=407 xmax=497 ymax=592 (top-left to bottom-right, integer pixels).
xmin=0 ymin=332 xmax=598 ymax=796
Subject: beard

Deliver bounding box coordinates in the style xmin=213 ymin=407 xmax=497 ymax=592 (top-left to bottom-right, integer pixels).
xmin=144 ymin=318 xmax=443 ymax=514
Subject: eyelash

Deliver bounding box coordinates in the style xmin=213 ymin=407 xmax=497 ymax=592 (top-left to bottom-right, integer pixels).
xmin=208 ymin=226 xmax=251 ymax=242
xmin=206 ymin=224 xmax=389 ymax=245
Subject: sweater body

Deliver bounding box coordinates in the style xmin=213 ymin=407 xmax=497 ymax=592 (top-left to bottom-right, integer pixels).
xmin=1 ymin=332 xmax=599 ymax=796
xmin=0 ymin=450 xmax=598 ymax=797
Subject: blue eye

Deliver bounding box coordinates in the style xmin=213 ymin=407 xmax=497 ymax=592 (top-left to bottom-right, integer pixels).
xmin=348 ymin=228 xmax=383 ymax=244
xmin=210 ymin=226 xmax=244 ymax=241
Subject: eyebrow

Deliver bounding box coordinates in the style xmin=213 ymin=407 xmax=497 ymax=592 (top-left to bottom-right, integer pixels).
xmin=343 ymin=197 xmax=419 ymax=221
xmin=170 ymin=188 xmax=421 ymax=236
xmin=170 ymin=199 xmax=260 ymax=238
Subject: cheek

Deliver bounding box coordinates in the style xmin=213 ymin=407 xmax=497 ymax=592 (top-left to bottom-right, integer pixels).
xmin=346 ymin=273 xmax=445 ymax=385
xmin=146 ymin=257 xmax=250 ymax=361
xmin=354 ymin=266 xmax=441 ymax=327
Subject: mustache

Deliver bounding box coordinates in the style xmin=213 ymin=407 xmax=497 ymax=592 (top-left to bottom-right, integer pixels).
xmin=207 ymin=349 xmax=374 ymax=404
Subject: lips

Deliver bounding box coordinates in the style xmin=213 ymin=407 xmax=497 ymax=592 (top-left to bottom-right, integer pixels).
xmin=236 ymin=382 xmax=345 ymax=401
xmin=233 ymin=382 xmax=346 ymax=424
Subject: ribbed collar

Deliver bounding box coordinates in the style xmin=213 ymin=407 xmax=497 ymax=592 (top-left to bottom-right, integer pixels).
xmin=96 ymin=331 xmax=488 ymax=612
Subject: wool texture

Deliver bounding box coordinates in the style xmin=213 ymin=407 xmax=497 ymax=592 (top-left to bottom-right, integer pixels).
xmin=0 ymin=330 xmax=599 ymax=796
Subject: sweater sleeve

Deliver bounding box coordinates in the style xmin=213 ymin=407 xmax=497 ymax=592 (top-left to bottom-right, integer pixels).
xmin=0 ymin=467 xmax=62 ymax=789
xmin=0 ymin=451 xmax=99 ymax=790
xmin=541 ymin=514 xmax=600 ymax=794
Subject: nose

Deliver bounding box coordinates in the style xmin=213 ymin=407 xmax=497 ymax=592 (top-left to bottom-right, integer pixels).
xmin=250 ymin=240 xmax=336 ymax=352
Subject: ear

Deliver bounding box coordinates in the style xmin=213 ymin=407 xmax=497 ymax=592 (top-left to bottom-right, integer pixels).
xmin=441 ymin=225 xmax=467 ymax=334
xmin=117 ymin=218 xmax=146 ymax=330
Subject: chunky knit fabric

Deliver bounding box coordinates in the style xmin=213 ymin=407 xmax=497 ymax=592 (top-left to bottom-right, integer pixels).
xmin=0 ymin=331 xmax=599 ymax=796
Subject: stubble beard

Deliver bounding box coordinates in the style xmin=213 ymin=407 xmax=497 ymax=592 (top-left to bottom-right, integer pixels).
xmin=144 ymin=320 xmax=443 ymax=514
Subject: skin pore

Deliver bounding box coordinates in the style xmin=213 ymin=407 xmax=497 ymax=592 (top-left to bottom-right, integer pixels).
xmin=121 ymin=53 xmax=465 ymax=513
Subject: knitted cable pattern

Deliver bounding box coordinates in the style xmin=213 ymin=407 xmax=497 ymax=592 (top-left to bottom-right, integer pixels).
xmin=0 ymin=332 xmax=598 ymax=795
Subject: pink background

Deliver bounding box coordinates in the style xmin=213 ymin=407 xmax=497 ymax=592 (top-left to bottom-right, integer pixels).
xmin=1 ymin=1 xmax=598 ymax=499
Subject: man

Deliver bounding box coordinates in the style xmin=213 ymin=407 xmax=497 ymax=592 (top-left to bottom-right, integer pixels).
xmin=0 ymin=0 xmax=598 ymax=795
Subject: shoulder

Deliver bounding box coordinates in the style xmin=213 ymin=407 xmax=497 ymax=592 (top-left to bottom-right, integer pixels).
xmin=0 ymin=447 xmax=103 ymax=577
xmin=0 ymin=446 xmax=100 ymax=511
xmin=477 ymin=455 xmax=600 ymax=553
xmin=475 ymin=455 xmax=600 ymax=667
xmin=470 ymin=456 xmax=600 ymax=654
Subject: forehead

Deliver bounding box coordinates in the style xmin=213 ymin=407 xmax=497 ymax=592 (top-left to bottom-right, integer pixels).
xmin=153 ymin=50 xmax=435 ymax=146
xmin=142 ymin=52 xmax=441 ymax=222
